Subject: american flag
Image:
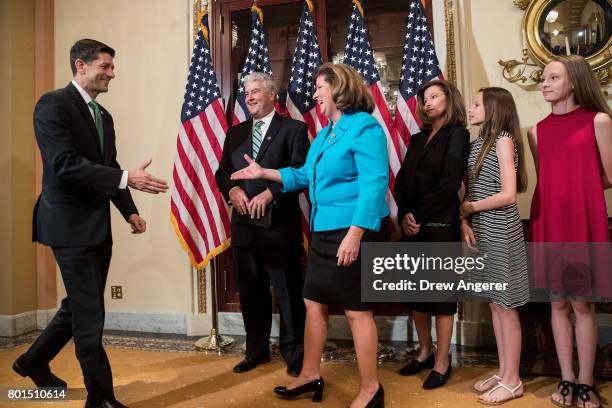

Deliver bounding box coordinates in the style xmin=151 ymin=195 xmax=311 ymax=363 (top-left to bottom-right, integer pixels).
xmin=232 ymin=4 xmax=274 ymax=125
xmin=395 ymin=0 xmax=443 ymax=147
xmin=170 ymin=10 xmax=231 ymax=268
xmin=287 ymin=0 xmax=329 ymax=140
xmin=343 ymin=0 xmax=402 ymax=224
xmin=286 ymin=0 xmax=328 ymax=240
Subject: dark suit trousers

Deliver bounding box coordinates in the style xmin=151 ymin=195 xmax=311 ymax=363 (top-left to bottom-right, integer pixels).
xmin=234 ymin=241 xmax=305 ymax=366
xmin=23 ymin=244 xmax=114 ymax=403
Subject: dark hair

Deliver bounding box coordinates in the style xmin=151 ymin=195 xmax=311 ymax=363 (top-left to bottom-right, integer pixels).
xmin=69 ymin=39 xmax=115 ymax=75
xmin=416 ymin=79 xmax=467 ymax=129
xmin=472 ymin=87 xmax=528 ymax=193
xmin=314 ymin=63 xmax=375 ymax=114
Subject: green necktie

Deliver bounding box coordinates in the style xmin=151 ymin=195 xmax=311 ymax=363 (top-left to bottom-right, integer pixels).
xmin=252 ymin=120 xmax=264 ymax=158
xmin=88 ymin=100 xmax=104 ymax=152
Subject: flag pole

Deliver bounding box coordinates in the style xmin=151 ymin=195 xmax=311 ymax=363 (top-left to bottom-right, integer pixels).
xmin=194 ymin=258 xmax=235 ymax=352
xmin=187 ymin=0 xmax=233 ymax=353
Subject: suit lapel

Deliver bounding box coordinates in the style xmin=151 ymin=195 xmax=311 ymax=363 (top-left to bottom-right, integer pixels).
xmin=415 ymin=127 xmax=444 ymax=167
xmin=101 ymin=107 xmax=113 ymax=164
xmin=242 ymin=118 xmax=254 ymax=159
xmin=255 ymin=113 xmax=281 ymax=162
xmin=316 ymin=112 xmax=356 ymax=159
xmin=68 ymin=83 xmax=104 ymax=160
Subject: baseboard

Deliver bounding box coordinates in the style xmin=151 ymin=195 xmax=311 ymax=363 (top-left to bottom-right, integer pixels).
xmin=103 ymin=311 xmax=187 ymax=334
xmin=0 ymin=311 xmax=37 ymax=337
xmin=218 ymin=312 xmax=454 ymax=343
xmin=36 ymin=308 xmax=57 ymax=329
xmin=4 ymin=310 xmax=610 ymax=345
xmin=455 ymin=320 xmax=496 ymax=347
xmin=186 ymin=313 xmax=212 ymax=336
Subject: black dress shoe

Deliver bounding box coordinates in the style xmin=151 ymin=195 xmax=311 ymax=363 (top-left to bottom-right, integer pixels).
xmin=365 ymin=383 xmax=384 ymax=408
xmin=274 ymin=377 xmax=324 ymax=402
xmin=84 ymin=398 xmax=129 ymax=408
xmin=232 ymin=356 xmax=271 ymax=373
xmin=422 ymin=362 xmax=452 ymax=390
xmin=398 ymin=352 xmax=434 ymax=376
xmin=12 ymin=355 xmax=67 ymax=388
xmin=286 ymin=365 xmax=301 ymax=377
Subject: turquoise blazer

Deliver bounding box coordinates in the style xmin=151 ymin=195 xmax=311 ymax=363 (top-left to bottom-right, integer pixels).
xmin=279 ymin=110 xmax=389 ymax=232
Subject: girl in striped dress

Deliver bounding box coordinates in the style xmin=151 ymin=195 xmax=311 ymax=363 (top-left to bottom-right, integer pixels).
xmin=460 ymin=87 xmax=529 ymax=405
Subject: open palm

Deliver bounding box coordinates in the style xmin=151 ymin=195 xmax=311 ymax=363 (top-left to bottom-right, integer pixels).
xmin=231 ymin=154 xmax=265 ymax=180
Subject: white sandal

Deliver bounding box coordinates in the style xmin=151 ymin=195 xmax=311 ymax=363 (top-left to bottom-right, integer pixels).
xmin=478 ymin=381 xmax=523 ymax=406
xmin=472 ymin=374 xmax=501 ymax=393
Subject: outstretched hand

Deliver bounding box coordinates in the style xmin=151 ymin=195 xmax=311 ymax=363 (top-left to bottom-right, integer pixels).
xmin=231 ymin=155 xmax=265 ymax=180
xmin=128 ymin=159 xmax=169 ymax=194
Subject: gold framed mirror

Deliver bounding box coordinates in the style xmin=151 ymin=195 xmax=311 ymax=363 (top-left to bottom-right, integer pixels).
xmin=523 ymin=0 xmax=611 ymax=71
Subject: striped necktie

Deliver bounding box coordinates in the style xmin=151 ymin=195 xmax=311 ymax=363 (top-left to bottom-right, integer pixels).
xmin=252 ymin=120 xmax=264 ymax=158
xmin=88 ymin=100 xmax=104 ymax=152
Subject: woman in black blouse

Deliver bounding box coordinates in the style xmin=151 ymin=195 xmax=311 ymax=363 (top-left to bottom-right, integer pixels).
xmin=394 ymin=79 xmax=469 ymax=390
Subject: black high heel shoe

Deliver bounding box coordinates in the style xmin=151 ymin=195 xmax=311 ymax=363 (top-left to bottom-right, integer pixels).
xmin=364 ymin=383 xmax=384 ymax=408
xmin=274 ymin=377 xmax=324 ymax=402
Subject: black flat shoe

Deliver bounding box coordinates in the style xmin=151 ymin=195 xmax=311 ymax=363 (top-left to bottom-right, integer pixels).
xmin=274 ymin=377 xmax=324 ymax=402
xmin=365 ymin=383 xmax=384 ymax=408
xmin=12 ymin=355 xmax=67 ymax=388
xmin=423 ymin=362 xmax=452 ymax=390
xmin=399 ymin=352 xmax=434 ymax=376
xmin=423 ymin=354 xmax=453 ymax=390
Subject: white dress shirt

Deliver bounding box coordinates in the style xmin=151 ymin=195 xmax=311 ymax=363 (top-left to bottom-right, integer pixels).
xmin=252 ymin=109 xmax=275 ymax=140
xmin=71 ymin=80 xmax=128 ymax=189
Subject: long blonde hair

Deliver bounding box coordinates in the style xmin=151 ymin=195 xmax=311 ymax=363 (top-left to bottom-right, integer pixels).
xmin=551 ymin=55 xmax=611 ymax=116
xmin=472 ymin=87 xmax=527 ymax=193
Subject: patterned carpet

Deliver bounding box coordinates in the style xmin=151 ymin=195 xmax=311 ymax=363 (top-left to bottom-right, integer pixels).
xmin=0 ymin=331 xmax=610 ymax=407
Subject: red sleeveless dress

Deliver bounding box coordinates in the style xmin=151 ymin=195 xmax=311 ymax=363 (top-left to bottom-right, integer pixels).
xmin=529 ymin=107 xmax=611 ymax=298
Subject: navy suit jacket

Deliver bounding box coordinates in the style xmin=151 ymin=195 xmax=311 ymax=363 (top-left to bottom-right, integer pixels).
xmin=32 ymin=83 xmax=138 ymax=247
xmin=215 ymin=113 xmax=309 ymax=247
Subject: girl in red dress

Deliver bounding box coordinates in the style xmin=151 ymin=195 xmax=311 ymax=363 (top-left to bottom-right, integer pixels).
xmin=528 ymin=55 xmax=611 ymax=408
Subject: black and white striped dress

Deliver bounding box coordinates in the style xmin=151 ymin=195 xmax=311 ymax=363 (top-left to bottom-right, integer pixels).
xmin=466 ymin=132 xmax=529 ymax=309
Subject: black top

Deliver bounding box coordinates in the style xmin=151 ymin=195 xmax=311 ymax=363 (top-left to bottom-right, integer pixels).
xmin=394 ymin=124 xmax=469 ymax=227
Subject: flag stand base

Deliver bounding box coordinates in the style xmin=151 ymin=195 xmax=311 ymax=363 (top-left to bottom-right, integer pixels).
xmin=194 ymin=328 xmax=234 ymax=352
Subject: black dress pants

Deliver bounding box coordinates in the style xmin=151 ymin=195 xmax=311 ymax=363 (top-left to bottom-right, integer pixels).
xmin=233 ymin=241 xmax=305 ymax=367
xmin=23 ymin=244 xmax=114 ymax=403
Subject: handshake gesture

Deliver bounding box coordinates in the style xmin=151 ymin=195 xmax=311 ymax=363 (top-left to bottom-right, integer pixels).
xmin=128 ymin=159 xmax=169 ymax=194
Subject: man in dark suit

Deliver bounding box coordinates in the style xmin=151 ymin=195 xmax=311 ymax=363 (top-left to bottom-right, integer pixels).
xmin=12 ymin=39 xmax=168 ymax=408
xmin=216 ymin=72 xmax=308 ymax=376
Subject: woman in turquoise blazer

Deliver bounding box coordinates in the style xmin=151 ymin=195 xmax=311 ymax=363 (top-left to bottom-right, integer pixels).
xmin=232 ymin=63 xmax=389 ymax=408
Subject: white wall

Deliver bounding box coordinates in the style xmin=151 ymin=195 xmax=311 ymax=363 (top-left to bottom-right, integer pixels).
xmin=49 ymin=0 xmax=611 ymax=335
xmin=457 ymin=0 xmax=612 ymax=217
xmin=54 ymin=0 xmax=194 ymax=320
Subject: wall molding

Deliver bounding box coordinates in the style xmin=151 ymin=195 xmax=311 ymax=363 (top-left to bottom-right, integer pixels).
xmin=3 ymin=311 xmax=610 ymax=346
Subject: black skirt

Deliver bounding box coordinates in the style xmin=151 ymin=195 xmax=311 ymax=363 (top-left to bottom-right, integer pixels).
xmin=304 ymin=218 xmax=390 ymax=311
xmin=402 ymin=225 xmax=459 ymax=316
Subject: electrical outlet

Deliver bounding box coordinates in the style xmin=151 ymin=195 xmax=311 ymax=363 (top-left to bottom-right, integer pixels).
xmin=111 ymin=286 xmax=123 ymax=299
